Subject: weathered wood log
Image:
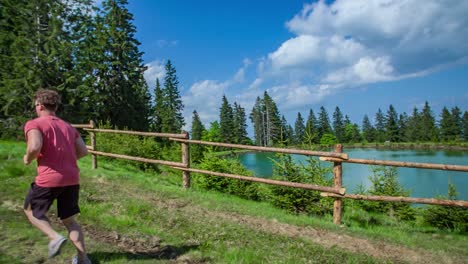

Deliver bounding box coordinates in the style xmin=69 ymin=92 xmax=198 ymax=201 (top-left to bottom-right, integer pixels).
xmin=89 ymin=120 xmax=97 ymax=169
xmin=320 ymin=192 xmax=468 ymax=207
xmin=71 ymin=124 xmax=93 ymax=129
xmin=181 ymin=131 xmax=190 ymax=189
xmin=171 ymin=167 xmax=346 ymax=195
xmin=333 ymin=144 xmax=343 ymax=225
xmin=83 ymin=128 xmax=187 ymax=139
xmin=319 ymin=157 xmax=468 ymax=172
xmin=169 ymin=138 xmax=349 ymax=159
xmin=87 ymin=149 xmax=185 ymax=167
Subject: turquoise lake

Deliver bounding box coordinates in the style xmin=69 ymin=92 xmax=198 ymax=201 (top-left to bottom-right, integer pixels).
xmin=236 ymin=148 xmax=468 ymax=200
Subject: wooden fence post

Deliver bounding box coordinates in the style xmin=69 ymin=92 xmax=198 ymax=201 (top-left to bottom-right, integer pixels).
xmin=181 ymin=131 xmax=190 ymax=189
xmin=333 ymin=144 xmax=343 ymax=225
xmin=90 ymin=120 xmax=97 ymax=169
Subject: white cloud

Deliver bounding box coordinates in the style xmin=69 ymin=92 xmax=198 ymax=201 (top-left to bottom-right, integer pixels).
xmin=144 ymin=60 xmax=165 ymax=94
xmin=268 ymin=83 xmax=334 ymax=110
xmin=245 ymin=0 xmax=468 ymax=113
xmin=182 ymin=80 xmax=229 ymax=129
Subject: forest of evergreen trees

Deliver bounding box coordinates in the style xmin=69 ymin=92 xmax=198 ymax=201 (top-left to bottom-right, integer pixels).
xmin=0 ymin=0 xmax=183 ymax=138
xmin=193 ymin=93 xmax=468 ymax=148
xmin=1 ymin=0 xmax=467 ymax=147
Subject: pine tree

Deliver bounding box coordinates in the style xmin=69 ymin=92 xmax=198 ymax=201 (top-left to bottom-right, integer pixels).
xmin=233 ymin=102 xmax=249 ymax=144
xmin=0 ymin=0 xmax=95 ymax=136
xmin=304 ymin=109 xmax=319 ymax=145
xmin=463 ymin=111 xmax=468 ymax=141
xmin=94 ymin=0 xmax=151 ymax=130
xmin=439 ymin=107 xmax=455 ymax=141
xmin=406 ymin=107 xmax=421 ymax=142
xmin=420 ymin=101 xmax=438 ymax=141
xmin=279 ymin=115 xmax=290 ymax=144
xmin=398 ymin=113 xmax=409 ymax=142
xmin=249 ymin=92 xmax=282 ymax=146
xmin=451 ymin=107 xmax=462 ymax=140
xmin=219 ymin=95 xmax=235 ymax=143
xmin=191 ymin=110 xmax=205 ymax=161
xmin=294 ymin=112 xmax=305 ymax=145
xmin=362 ymin=114 xmax=375 ymax=142
xmin=161 ymin=60 xmax=185 ymax=133
xmin=332 ymin=107 xmax=345 ymax=143
xmin=263 ymin=92 xmax=282 ymax=146
xmin=151 ymin=78 xmax=163 ymax=132
xmin=318 ymin=106 xmax=332 ymax=140
xmin=250 ymin=97 xmax=265 ymax=146
xmin=375 ymin=108 xmax=386 ymax=142
xmin=385 ymin=105 xmax=399 ymax=142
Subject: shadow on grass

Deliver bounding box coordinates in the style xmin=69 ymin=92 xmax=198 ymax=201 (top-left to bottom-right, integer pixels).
xmin=88 ymin=244 xmax=200 ymax=263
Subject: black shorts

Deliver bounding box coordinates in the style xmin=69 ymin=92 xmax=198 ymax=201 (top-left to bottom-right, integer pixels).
xmin=24 ymin=183 xmax=80 ymax=220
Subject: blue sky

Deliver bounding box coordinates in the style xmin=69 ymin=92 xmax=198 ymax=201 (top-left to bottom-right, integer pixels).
xmin=124 ymin=0 xmax=468 ymax=133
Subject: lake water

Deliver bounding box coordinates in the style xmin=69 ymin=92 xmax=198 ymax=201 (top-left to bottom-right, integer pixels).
xmin=236 ymin=148 xmax=468 ymax=200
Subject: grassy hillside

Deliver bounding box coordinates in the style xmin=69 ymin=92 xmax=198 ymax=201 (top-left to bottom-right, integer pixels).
xmin=1 ymin=141 xmax=467 ymax=263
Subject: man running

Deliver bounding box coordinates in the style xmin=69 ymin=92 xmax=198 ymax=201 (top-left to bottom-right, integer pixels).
xmin=23 ymin=88 xmax=91 ymax=264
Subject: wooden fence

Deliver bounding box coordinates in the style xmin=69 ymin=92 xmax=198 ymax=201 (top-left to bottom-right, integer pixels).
xmin=73 ymin=121 xmax=468 ymax=225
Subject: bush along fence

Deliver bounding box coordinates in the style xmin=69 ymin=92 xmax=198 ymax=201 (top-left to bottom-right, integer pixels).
xmin=73 ymin=121 xmax=468 ymax=225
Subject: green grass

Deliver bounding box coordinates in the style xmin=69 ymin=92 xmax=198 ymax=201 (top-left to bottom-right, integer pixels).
xmin=1 ymin=140 xmax=467 ymax=263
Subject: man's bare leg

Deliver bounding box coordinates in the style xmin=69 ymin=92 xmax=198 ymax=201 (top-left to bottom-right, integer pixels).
xmin=62 ymin=215 xmax=88 ymax=261
xmin=24 ymin=205 xmax=61 ymax=241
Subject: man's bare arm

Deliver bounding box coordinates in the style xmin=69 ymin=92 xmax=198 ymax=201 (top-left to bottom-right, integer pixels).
xmin=75 ymin=137 xmax=88 ymax=160
xmin=24 ymin=129 xmax=43 ymax=165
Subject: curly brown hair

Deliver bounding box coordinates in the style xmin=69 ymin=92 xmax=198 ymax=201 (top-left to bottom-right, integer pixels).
xmin=34 ymin=88 xmax=61 ymax=111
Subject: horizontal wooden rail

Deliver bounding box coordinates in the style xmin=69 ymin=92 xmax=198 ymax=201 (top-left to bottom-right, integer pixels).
xmin=171 ymin=167 xmax=346 ymax=195
xmin=72 ymin=124 xmax=93 ymax=129
xmin=83 ymin=128 xmax=187 ymax=139
xmin=87 ymin=149 xmax=185 ymax=167
xmin=169 ymin=138 xmax=348 ymax=159
xmin=319 ymin=157 xmax=468 ymax=172
xmin=321 ymin=192 xmax=468 ymax=207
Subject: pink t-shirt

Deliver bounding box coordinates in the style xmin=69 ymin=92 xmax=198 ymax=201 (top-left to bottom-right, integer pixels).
xmin=24 ymin=115 xmax=80 ymax=187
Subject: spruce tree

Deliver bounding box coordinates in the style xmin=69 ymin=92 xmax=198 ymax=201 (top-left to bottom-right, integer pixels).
xmin=280 ymin=115 xmax=291 ymax=145
xmin=263 ymin=91 xmax=282 ymax=146
xmin=151 ymin=78 xmax=163 ymax=132
xmin=191 ymin=110 xmax=205 ymax=161
xmin=406 ymin=107 xmax=421 ymax=142
xmin=94 ymin=0 xmax=151 ymax=130
xmin=249 ymin=93 xmax=282 ymax=146
xmin=233 ymin=102 xmax=249 ymax=144
xmin=375 ymin=108 xmax=386 ymax=142
xmin=219 ymin=95 xmax=235 ymax=143
xmin=250 ymin=97 xmax=265 ymax=146
xmin=304 ymin=109 xmax=319 ymax=144
xmin=385 ymin=105 xmax=399 ymax=142
xmin=398 ymin=113 xmax=409 ymax=142
xmin=362 ymin=114 xmax=375 ymax=142
xmin=161 ymin=60 xmax=185 ymax=133
xmin=332 ymin=107 xmax=345 ymax=143
xmin=317 ymin=106 xmax=332 ymax=140
xmin=463 ymin=111 xmax=468 ymax=141
xmin=439 ymin=107 xmax=455 ymax=141
xmin=451 ymin=107 xmax=462 ymax=140
xmin=0 ymin=0 xmax=95 ymax=136
xmin=294 ymin=112 xmax=305 ymax=145
xmin=420 ymin=101 xmax=438 ymax=141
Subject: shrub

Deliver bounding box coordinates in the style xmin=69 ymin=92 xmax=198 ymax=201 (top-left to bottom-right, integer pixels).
xmin=268 ymin=154 xmax=333 ymax=216
xmin=424 ymin=184 xmax=468 ymax=232
xmin=195 ymin=154 xmax=260 ymax=200
xmin=94 ymin=121 xmax=162 ymax=171
xmin=356 ymin=166 xmax=415 ymax=221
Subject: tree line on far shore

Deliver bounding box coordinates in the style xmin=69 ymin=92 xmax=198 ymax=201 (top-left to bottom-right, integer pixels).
xmin=191 ymin=92 xmax=468 ymax=150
